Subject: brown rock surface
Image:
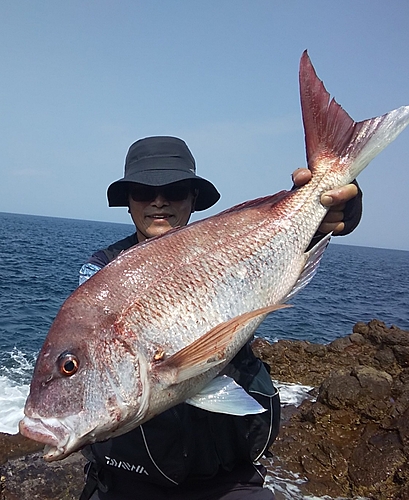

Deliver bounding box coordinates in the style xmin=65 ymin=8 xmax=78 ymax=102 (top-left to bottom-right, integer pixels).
xmin=1 ymin=319 xmax=408 ymax=499
xmin=254 ymin=319 xmax=409 ymax=499
xmin=0 ymin=450 xmax=86 ymax=500
xmin=0 ymin=434 xmax=86 ymax=500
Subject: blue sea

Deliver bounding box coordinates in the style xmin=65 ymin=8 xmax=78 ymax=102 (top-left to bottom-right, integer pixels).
xmin=1 ymin=211 xmax=408 ymax=498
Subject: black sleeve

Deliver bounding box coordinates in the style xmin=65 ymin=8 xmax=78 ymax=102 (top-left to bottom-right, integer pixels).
xmin=85 ymin=233 xmax=139 ymax=268
xmin=336 ymin=180 xmax=363 ymax=236
xmin=306 ymin=179 xmax=363 ymax=251
xmin=87 ymin=250 xmax=111 ymax=268
xmin=219 ymin=343 xmax=281 ymax=461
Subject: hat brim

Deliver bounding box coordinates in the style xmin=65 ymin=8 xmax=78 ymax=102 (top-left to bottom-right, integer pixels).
xmin=107 ymin=169 xmax=220 ymax=211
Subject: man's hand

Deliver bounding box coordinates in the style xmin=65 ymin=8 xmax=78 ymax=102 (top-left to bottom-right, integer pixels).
xmin=292 ymin=168 xmax=359 ymax=235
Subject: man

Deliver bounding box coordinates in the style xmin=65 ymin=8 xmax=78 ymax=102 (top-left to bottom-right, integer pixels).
xmin=79 ymin=136 xmax=362 ymax=500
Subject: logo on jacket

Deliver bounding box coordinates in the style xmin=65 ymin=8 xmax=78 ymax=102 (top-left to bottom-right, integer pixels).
xmin=105 ymin=455 xmax=149 ymax=475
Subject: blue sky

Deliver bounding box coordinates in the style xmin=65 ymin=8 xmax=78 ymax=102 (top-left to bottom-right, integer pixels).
xmin=0 ymin=1 xmax=408 ymax=250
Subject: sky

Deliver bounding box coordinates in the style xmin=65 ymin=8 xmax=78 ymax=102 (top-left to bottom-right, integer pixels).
xmin=0 ymin=1 xmax=408 ymax=250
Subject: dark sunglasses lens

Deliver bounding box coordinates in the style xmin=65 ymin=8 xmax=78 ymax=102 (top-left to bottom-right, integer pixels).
xmin=162 ymin=185 xmax=191 ymax=201
xmin=130 ymin=185 xmax=191 ymax=202
xmin=130 ymin=186 xmax=156 ymax=202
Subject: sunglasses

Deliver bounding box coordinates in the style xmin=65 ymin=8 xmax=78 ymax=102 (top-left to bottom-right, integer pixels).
xmin=129 ymin=183 xmax=193 ymax=202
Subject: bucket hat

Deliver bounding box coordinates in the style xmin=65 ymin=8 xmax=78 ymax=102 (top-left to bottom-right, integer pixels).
xmin=107 ymin=136 xmax=220 ymax=211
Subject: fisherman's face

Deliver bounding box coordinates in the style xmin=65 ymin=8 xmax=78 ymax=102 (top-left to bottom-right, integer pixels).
xmin=128 ymin=180 xmax=196 ymax=241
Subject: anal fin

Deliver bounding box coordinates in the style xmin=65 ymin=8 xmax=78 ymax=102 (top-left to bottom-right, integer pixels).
xmin=285 ymin=232 xmax=331 ymax=302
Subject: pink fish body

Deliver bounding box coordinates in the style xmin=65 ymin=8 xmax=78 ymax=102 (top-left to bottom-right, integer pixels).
xmin=20 ymin=52 xmax=409 ymax=460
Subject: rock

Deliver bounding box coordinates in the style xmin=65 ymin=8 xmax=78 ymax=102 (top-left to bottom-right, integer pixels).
xmin=0 ymin=433 xmax=43 ymax=466
xmin=260 ymin=319 xmax=409 ymax=499
xmin=0 ymin=450 xmax=86 ymax=500
xmin=349 ymin=430 xmax=405 ymax=497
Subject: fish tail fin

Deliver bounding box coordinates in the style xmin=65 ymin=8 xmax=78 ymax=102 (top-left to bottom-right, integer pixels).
xmin=299 ymin=50 xmax=409 ymax=180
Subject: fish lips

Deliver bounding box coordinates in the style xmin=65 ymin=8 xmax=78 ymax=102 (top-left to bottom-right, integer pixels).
xmin=19 ymin=415 xmax=74 ymax=461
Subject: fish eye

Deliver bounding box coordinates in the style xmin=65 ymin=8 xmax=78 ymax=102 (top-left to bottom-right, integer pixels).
xmin=58 ymin=353 xmax=79 ymax=377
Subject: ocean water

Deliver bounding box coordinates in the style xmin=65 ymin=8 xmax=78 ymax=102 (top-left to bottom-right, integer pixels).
xmin=1 ymin=211 xmax=408 ymax=499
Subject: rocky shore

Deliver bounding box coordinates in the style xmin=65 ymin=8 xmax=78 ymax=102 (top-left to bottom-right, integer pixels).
xmin=1 ymin=319 xmax=408 ymax=499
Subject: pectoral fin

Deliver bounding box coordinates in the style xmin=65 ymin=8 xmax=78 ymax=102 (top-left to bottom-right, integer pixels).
xmin=160 ymin=303 xmax=289 ymax=383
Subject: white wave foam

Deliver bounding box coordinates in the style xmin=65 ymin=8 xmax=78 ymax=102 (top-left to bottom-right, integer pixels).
xmin=0 ymin=376 xmax=29 ymax=434
xmin=0 ymin=348 xmax=34 ymax=434
xmin=274 ymin=379 xmax=314 ymax=407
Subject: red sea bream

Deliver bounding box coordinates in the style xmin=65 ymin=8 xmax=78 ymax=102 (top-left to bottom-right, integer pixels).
xmin=19 ymin=52 xmax=409 ymax=460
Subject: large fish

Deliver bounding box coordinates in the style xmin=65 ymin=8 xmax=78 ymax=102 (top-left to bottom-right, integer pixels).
xmin=20 ymin=52 xmax=409 ymax=461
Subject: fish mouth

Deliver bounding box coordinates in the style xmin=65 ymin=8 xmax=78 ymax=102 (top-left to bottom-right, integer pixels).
xmin=19 ymin=415 xmax=77 ymax=461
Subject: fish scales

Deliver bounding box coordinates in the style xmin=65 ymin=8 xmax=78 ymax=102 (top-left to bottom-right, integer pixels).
xmin=19 ymin=51 xmax=409 ymax=460
xmin=112 ymin=198 xmax=304 ymax=350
